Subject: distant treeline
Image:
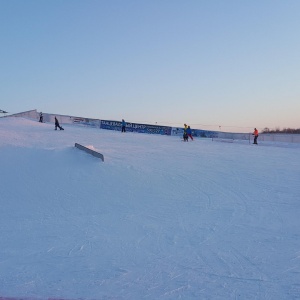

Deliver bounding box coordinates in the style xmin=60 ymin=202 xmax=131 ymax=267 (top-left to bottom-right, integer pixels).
xmin=262 ymin=128 xmax=300 ymax=134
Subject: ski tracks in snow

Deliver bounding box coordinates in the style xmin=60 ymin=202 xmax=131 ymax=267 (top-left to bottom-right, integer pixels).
xmin=1 ymin=119 xmax=300 ymax=299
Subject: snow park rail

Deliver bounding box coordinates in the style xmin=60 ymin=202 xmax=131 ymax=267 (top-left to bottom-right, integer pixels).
xmin=74 ymin=143 xmax=104 ymax=162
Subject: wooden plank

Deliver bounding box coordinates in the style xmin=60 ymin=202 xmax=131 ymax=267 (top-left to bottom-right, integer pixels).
xmin=75 ymin=143 xmax=104 ymax=162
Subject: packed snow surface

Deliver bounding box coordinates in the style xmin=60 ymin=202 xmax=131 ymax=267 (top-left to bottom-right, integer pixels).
xmin=0 ymin=117 xmax=299 ymax=299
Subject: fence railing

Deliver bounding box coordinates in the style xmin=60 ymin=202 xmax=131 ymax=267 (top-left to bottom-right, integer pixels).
xmin=8 ymin=109 xmax=300 ymax=144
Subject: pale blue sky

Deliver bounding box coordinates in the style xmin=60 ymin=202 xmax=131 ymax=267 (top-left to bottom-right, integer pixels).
xmin=1 ymin=0 xmax=299 ymax=132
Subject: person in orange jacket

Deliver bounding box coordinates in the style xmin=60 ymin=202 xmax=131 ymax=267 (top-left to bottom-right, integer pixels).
xmin=253 ymin=128 xmax=259 ymax=144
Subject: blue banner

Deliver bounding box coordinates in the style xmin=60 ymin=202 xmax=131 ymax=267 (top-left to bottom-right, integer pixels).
xmin=100 ymin=120 xmax=172 ymax=135
xmin=193 ymin=129 xmax=218 ymax=138
xmin=172 ymin=127 xmax=217 ymax=138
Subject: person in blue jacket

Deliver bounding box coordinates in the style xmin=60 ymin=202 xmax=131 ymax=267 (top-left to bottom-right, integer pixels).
xmin=186 ymin=126 xmax=193 ymax=141
xmin=121 ymin=119 xmax=126 ymax=132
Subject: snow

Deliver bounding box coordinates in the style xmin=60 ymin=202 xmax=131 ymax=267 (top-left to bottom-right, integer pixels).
xmin=0 ymin=117 xmax=300 ymax=300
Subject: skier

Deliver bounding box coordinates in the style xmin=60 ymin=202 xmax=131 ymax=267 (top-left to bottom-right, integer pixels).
xmin=253 ymin=128 xmax=258 ymax=144
xmin=121 ymin=119 xmax=126 ymax=133
xmin=186 ymin=126 xmax=194 ymax=141
xmin=39 ymin=112 xmax=43 ymax=123
xmin=55 ymin=117 xmax=64 ymax=130
xmin=183 ymin=124 xmax=188 ymax=141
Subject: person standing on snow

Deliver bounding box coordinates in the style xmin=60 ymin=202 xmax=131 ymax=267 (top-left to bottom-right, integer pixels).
xmin=55 ymin=117 xmax=64 ymax=130
xmin=39 ymin=112 xmax=43 ymax=123
xmin=186 ymin=126 xmax=194 ymax=141
xmin=183 ymin=124 xmax=188 ymax=141
xmin=121 ymin=119 xmax=126 ymax=132
xmin=253 ymin=128 xmax=258 ymax=144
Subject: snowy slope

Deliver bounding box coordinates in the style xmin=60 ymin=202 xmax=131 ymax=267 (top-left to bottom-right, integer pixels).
xmin=0 ymin=117 xmax=299 ymax=299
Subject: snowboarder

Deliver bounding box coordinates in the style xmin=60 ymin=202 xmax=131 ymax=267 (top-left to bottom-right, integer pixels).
xmin=183 ymin=131 xmax=188 ymax=142
xmin=253 ymin=128 xmax=258 ymax=144
xmin=121 ymin=119 xmax=126 ymax=133
xmin=186 ymin=126 xmax=194 ymax=141
xmin=39 ymin=112 xmax=43 ymax=123
xmin=55 ymin=117 xmax=64 ymax=130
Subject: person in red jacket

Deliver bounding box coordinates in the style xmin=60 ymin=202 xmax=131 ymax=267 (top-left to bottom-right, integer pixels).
xmin=253 ymin=128 xmax=259 ymax=144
